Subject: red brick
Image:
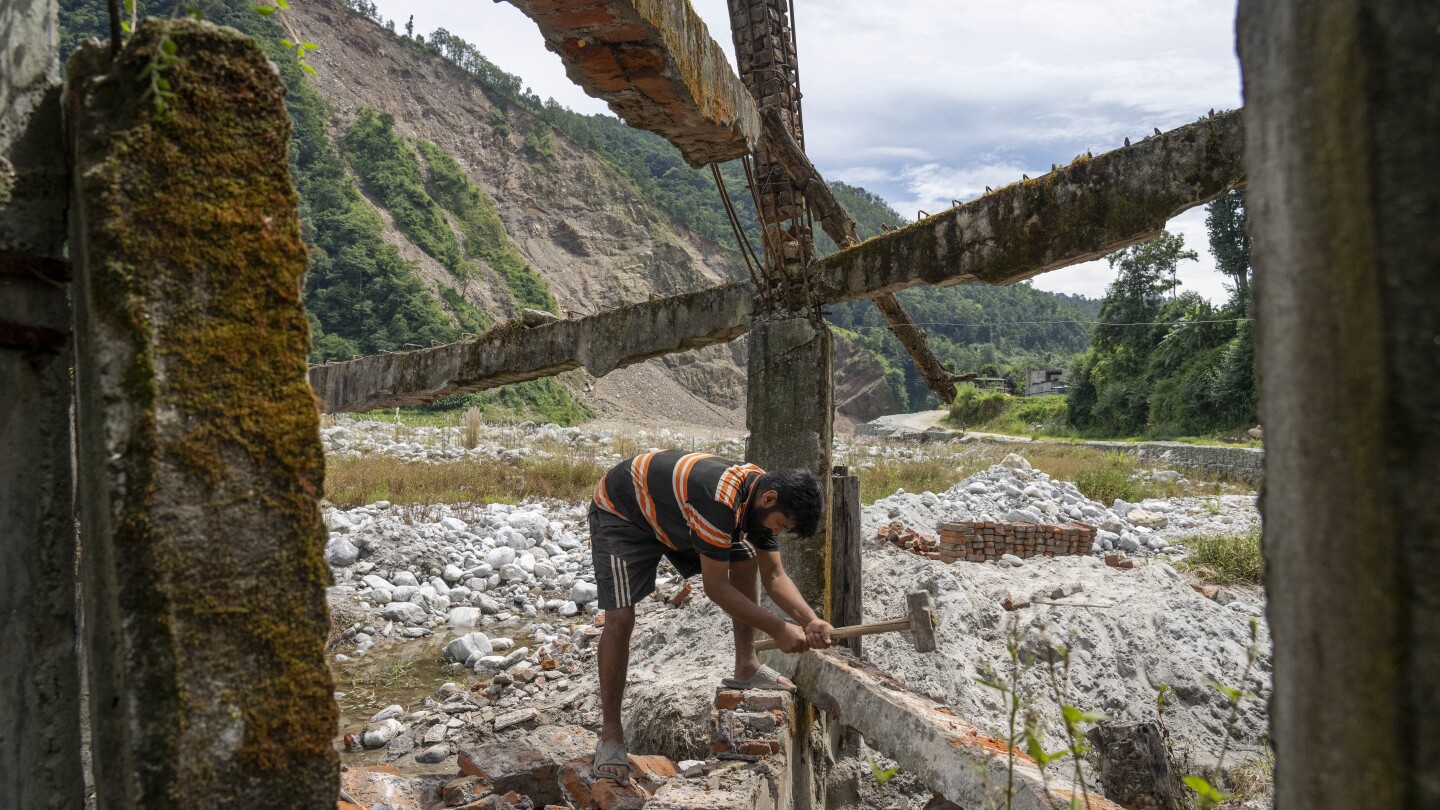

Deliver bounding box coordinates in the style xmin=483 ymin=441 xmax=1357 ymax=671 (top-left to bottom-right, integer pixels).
xmin=742 ymin=692 xmax=786 ymax=711
xmin=544 ymin=4 xmax=617 ymax=29
xmin=738 ymin=739 xmax=781 ymax=756
xmin=443 ymin=775 xmax=493 ymax=806
xmin=559 ymin=760 xmax=595 ymax=808
xmin=593 ymin=779 xmax=649 ymax=810
xmin=715 ymin=689 xmax=744 ymax=710
xmin=710 ymin=739 xmax=732 ymax=754
xmin=628 ymin=754 xmax=677 ymax=779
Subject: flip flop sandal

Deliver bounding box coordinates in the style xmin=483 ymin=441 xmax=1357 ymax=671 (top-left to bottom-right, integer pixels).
xmin=591 ymin=738 xmax=630 ymax=783
xmin=721 ymin=663 xmax=796 ymax=693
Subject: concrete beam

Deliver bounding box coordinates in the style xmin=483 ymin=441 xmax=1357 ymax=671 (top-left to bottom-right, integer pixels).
xmin=808 ymin=110 xmax=1246 ymax=302
xmin=310 ymin=113 xmax=1244 ymax=412
xmin=784 ymin=650 xmax=1125 ymax=810
xmin=311 ymin=282 xmax=754 ymax=413
xmin=505 ymin=0 xmax=760 ymax=167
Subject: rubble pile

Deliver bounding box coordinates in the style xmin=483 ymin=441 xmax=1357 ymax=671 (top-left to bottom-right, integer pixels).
xmin=864 ymin=454 xmax=1259 ymax=559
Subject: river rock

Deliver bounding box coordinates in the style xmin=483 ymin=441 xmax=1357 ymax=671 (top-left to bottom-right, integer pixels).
xmin=325 ymin=535 xmax=360 ymax=567
xmin=444 ymin=632 xmax=493 ymax=664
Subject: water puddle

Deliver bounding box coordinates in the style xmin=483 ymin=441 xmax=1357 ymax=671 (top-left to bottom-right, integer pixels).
xmin=333 ymin=619 xmax=539 ymax=767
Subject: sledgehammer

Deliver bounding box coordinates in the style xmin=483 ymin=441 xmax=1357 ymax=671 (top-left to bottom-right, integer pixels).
xmin=755 ymin=590 xmax=939 ymax=653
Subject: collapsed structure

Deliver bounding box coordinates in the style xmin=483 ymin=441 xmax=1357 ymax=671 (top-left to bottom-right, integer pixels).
xmin=1 ymin=0 xmax=1435 ymax=807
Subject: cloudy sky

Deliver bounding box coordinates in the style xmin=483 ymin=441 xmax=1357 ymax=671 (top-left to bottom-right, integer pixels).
xmin=373 ymin=0 xmax=1244 ymax=301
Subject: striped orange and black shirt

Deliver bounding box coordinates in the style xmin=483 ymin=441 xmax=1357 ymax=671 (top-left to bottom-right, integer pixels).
xmin=592 ymin=450 xmax=775 ymax=560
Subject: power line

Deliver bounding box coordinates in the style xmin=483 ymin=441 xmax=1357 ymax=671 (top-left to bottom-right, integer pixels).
xmin=901 ymin=317 xmax=1253 ymax=329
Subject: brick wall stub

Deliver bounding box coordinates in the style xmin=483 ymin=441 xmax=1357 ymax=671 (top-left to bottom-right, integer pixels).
xmin=937 ymin=520 xmax=1095 ymax=563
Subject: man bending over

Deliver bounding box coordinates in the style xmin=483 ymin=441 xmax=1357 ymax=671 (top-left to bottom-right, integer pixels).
xmin=587 ymin=450 xmax=834 ymax=782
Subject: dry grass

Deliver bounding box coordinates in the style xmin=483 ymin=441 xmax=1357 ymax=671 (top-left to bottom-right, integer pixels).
xmin=843 ymin=440 xmax=1226 ymax=506
xmin=462 ymin=406 xmax=483 ymax=449
xmin=325 ymin=453 xmax=606 ymax=509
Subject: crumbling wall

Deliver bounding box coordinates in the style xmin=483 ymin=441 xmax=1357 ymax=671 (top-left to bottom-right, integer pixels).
xmin=66 ymin=21 xmax=337 ymax=808
xmin=0 ymin=0 xmax=83 ymax=806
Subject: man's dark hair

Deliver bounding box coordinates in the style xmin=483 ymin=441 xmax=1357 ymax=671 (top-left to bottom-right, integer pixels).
xmin=755 ymin=468 xmax=824 ymax=538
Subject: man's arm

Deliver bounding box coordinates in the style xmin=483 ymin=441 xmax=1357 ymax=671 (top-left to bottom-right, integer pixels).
xmin=757 ymin=551 xmax=833 ymax=647
xmin=699 ymin=556 xmax=808 ymax=653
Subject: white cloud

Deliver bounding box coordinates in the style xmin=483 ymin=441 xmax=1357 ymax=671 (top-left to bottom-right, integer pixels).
xmin=371 ymin=0 xmax=1243 ymax=300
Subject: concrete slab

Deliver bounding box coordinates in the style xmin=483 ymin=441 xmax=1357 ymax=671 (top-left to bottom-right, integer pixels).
xmin=506 ymin=0 xmax=759 ymax=166
xmin=783 ymin=649 xmax=1125 ymax=810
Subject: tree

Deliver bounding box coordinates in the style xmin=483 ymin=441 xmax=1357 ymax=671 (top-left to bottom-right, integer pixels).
xmin=1205 ymin=189 xmax=1251 ymax=310
xmin=1093 ymin=231 xmax=1196 ymax=356
xmin=405 ymin=15 xmax=413 ymax=38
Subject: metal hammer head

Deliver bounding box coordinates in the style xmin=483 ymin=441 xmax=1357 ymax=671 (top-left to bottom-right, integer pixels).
xmin=906 ymin=590 xmax=940 ymax=653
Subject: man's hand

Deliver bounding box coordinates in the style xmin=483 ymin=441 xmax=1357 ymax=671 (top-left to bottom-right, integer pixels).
xmin=804 ymin=619 xmax=834 ymax=649
xmin=773 ymin=623 xmax=810 ymax=654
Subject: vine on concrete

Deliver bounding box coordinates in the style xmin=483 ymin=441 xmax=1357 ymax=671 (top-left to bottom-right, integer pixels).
xmin=110 ymin=0 xmax=318 ymax=112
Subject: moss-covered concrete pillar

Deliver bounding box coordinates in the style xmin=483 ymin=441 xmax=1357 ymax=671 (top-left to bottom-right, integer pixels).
xmin=745 ymin=314 xmax=834 ymax=610
xmin=66 ymin=20 xmax=338 ymax=809
xmin=0 ymin=0 xmax=83 ymax=807
xmin=1239 ymin=1 xmax=1439 ymax=806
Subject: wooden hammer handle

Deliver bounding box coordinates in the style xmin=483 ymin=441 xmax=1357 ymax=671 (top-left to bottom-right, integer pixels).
xmin=753 ymin=617 xmax=912 ymax=652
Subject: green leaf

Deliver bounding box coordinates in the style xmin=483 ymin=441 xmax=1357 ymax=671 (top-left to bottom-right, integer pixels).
xmin=161 ymin=38 xmax=177 ymax=56
xmin=121 ymin=20 xmax=132 ymax=33
xmin=1204 ymin=678 xmax=1248 ymax=702
xmin=867 ymin=756 xmax=900 ymax=785
xmin=302 ymin=41 xmax=318 ymax=49
xmin=302 ymin=63 xmax=317 ymax=75
xmin=1023 ymin=729 xmax=1068 ymax=766
xmin=255 ymin=5 xmax=275 ymax=15
xmin=1070 ymin=797 xmax=1085 ymax=810
xmin=276 ymin=0 xmax=290 ymax=8
xmin=1184 ymin=774 xmax=1229 ymax=805
xmin=280 ymin=38 xmax=293 ymax=47
xmin=1061 ymin=705 xmax=1111 ymax=726
xmin=973 ymin=677 xmax=1010 ymax=694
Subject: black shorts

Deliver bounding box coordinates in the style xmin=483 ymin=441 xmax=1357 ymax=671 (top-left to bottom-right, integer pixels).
xmin=588 ymin=504 xmax=757 ymax=610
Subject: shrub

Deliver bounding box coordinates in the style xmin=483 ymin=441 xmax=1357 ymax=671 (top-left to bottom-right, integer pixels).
xmin=1177 ymin=528 xmax=1264 ymax=585
xmin=1071 ymin=451 xmax=1144 ymax=504
xmin=947 ymin=384 xmax=1009 ymax=426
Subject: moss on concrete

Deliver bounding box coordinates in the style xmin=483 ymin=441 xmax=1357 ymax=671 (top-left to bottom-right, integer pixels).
xmin=67 ymin=19 xmax=337 ymax=807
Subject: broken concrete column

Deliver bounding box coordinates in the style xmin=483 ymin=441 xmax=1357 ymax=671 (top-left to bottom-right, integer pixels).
xmin=1239 ymin=1 xmax=1440 ymax=807
xmin=0 ymin=0 xmax=83 ymax=807
xmin=66 ymin=21 xmax=337 ymax=808
xmin=1086 ymin=720 xmax=1184 ymax=810
xmin=745 ymin=314 xmax=834 ymax=608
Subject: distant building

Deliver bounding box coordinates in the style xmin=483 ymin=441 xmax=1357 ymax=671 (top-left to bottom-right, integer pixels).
xmin=1026 ymin=368 xmax=1070 ymax=396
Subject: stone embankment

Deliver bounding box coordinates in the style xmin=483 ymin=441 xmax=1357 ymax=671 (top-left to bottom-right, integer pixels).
xmin=855 ymin=413 xmax=1265 ymax=484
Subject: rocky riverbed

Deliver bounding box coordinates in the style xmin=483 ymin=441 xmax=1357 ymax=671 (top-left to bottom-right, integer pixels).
xmin=319 ymin=415 xmax=1268 ymax=804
